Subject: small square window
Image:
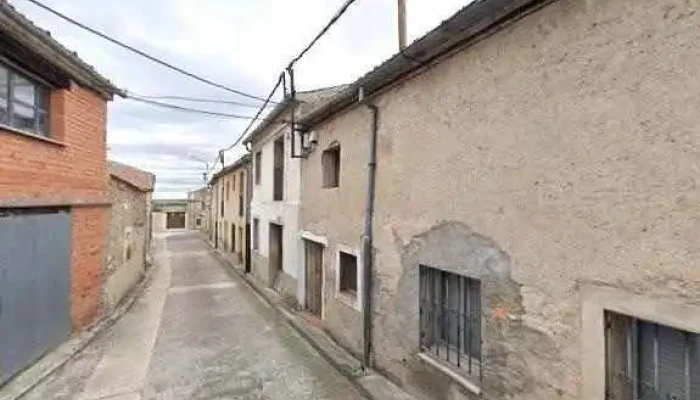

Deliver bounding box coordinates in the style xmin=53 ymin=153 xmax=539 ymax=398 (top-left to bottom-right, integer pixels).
xmin=322 ymin=144 xmax=340 ymax=188
xmin=338 ymin=251 xmax=357 ymax=296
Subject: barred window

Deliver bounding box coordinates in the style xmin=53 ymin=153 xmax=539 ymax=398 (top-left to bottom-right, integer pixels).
xmin=419 ymin=265 xmax=482 ymax=381
xmin=605 ymin=311 xmax=700 ymax=400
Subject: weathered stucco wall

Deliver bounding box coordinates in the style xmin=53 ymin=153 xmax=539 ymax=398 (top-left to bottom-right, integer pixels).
xmin=250 ymin=109 xmax=303 ymax=304
xmin=301 ymin=0 xmax=700 ymax=399
xmin=212 ymin=164 xmax=249 ymax=268
xmin=105 ymin=178 xmax=150 ymax=310
xmin=152 ymin=212 xmax=167 ymax=232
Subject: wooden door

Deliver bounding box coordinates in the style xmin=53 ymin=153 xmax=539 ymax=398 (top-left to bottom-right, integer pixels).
xmin=304 ymin=240 xmax=323 ymax=318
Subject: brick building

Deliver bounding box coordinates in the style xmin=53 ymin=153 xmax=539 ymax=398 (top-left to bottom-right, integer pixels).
xmin=0 ymin=2 xmax=120 ymax=383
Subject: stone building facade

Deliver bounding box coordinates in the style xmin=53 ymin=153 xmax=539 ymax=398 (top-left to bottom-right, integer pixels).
xmin=186 ymin=186 xmax=208 ymax=232
xmin=298 ymin=0 xmax=700 ymax=399
xmin=210 ymin=155 xmax=251 ymax=270
xmin=106 ymin=161 xmax=154 ymax=311
xmin=244 ymin=86 xmax=345 ymax=304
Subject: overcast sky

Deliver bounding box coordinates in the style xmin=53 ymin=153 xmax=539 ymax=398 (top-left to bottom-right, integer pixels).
xmin=11 ymin=0 xmax=469 ymax=198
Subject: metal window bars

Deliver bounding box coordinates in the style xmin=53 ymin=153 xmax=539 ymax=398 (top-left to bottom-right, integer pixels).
xmin=605 ymin=311 xmax=700 ymax=400
xmin=419 ymin=265 xmax=482 ymax=379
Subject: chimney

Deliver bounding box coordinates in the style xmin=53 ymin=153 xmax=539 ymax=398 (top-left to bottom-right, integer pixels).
xmin=398 ymin=0 xmax=407 ymax=50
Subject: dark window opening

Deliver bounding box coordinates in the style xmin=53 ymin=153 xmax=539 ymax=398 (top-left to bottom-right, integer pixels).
xmin=419 ymin=265 xmax=482 ymax=380
xmin=253 ymin=218 xmax=259 ymax=250
xmin=255 ymin=151 xmax=262 ymax=185
xmin=338 ymin=251 xmax=357 ymax=296
xmin=273 ymin=137 xmax=284 ymax=201
xmin=322 ymin=144 xmax=340 ymax=188
xmin=195 ymin=218 xmax=201 ymax=226
xmin=605 ymin=311 xmax=700 ymax=400
xmin=0 ymin=64 xmax=50 ymax=137
xmin=231 ymin=224 xmax=236 ymax=253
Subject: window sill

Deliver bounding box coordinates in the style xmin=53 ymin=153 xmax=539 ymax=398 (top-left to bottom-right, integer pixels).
xmin=0 ymin=124 xmax=65 ymax=147
xmin=417 ymin=353 xmax=481 ymax=396
xmin=336 ymin=291 xmax=360 ymax=311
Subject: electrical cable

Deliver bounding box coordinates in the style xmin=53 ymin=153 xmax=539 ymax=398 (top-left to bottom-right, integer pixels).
xmin=288 ymin=0 xmax=359 ymax=68
xmin=125 ymin=92 xmax=277 ymax=108
xmin=21 ymin=0 xmax=278 ymax=104
xmin=207 ymin=72 xmax=285 ymax=176
xmin=125 ymin=96 xmax=270 ymax=121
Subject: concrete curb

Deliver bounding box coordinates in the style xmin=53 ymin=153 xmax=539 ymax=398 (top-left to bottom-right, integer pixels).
xmin=0 ymin=261 xmax=158 ymax=400
xmin=204 ymin=236 xmax=416 ymax=400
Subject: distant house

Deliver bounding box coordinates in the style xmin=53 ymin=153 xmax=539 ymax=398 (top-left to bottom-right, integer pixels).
xmin=0 ymin=2 xmax=121 ymax=383
xmin=243 ymin=86 xmax=345 ymax=303
xmin=186 ymin=186 xmax=209 ymax=232
xmin=152 ymin=199 xmax=188 ymax=231
xmin=296 ymin=0 xmax=700 ymax=399
xmin=209 ymin=154 xmax=251 ymax=271
xmin=106 ymin=161 xmax=154 ymax=311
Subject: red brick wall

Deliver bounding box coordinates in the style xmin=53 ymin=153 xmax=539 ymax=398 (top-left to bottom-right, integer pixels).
xmin=70 ymin=207 xmax=108 ymax=329
xmin=0 ymin=84 xmax=111 ymax=330
xmin=0 ymin=84 xmax=108 ymax=202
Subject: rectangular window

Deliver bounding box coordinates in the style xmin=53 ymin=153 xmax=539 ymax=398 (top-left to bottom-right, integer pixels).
xmin=322 ymin=144 xmax=340 ymax=188
xmin=231 ymin=224 xmax=236 ymax=253
xmin=273 ymin=137 xmax=284 ymax=201
xmin=419 ymin=266 xmax=481 ymax=381
xmin=239 ymin=172 xmax=245 ymax=217
xmin=605 ymin=311 xmax=700 ymax=400
xmin=255 ymin=151 xmax=262 ymax=185
xmin=226 ymin=181 xmax=230 ymax=201
xmin=195 ymin=218 xmax=201 ymax=226
xmin=0 ymin=64 xmax=50 ymax=137
xmin=338 ymin=251 xmax=358 ymax=296
xmin=253 ymin=218 xmax=259 ymax=250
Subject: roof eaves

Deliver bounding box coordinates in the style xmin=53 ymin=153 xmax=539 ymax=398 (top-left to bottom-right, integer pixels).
xmin=0 ymin=1 xmax=123 ymax=98
xmin=298 ymin=0 xmax=545 ymax=128
xmin=241 ymin=99 xmax=293 ymax=146
xmin=210 ymin=154 xmax=251 ymax=182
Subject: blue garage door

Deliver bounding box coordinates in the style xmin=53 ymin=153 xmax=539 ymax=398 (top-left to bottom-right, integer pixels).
xmin=0 ymin=209 xmax=72 ymax=384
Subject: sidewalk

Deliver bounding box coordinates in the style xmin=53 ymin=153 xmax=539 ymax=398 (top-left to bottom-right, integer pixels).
xmin=205 ymin=235 xmax=417 ymax=400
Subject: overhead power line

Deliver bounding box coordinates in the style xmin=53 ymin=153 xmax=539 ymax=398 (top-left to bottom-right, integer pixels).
xmin=288 ymin=0 xmax=359 ymax=68
xmin=125 ymin=95 xmax=270 ymax=121
xmin=208 ymin=73 xmax=285 ymax=175
xmin=22 ymin=0 xmax=277 ymax=104
xmin=222 ymin=73 xmax=284 ymax=152
xmin=125 ymin=92 xmax=276 ymax=109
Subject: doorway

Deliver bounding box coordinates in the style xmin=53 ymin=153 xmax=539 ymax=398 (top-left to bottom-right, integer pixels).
xmin=214 ymin=221 xmax=218 ymax=249
xmin=245 ymin=223 xmax=251 ymax=273
xmin=231 ymin=224 xmax=236 ymax=254
xmin=269 ymin=223 xmax=283 ymax=290
xmin=304 ymin=240 xmax=324 ymax=319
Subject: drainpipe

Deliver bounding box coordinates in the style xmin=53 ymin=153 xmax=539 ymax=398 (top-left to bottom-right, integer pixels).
xmin=360 ymin=87 xmax=379 ymax=370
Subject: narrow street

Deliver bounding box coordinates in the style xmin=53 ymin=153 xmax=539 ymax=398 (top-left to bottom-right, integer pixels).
xmin=21 ymin=231 xmax=365 ymax=400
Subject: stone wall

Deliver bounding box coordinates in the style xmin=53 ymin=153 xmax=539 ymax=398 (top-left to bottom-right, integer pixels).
xmin=301 ymin=0 xmax=700 ymax=399
xmin=105 ymin=178 xmax=150 ymax=310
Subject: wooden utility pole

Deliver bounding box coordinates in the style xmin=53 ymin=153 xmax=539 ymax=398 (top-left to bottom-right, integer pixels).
xmin=398 ymin=0 xmax=407 ymax=50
